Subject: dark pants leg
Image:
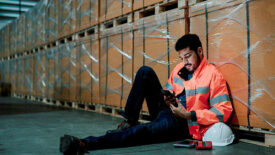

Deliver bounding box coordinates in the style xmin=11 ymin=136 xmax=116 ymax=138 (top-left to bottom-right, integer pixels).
xmin=83 ymin=66 xmax=190 ymax=150
xmin=84 ymin=109 xmax=190 ymax=150
xmin=122 ymin=66 xmax=166 ymax=122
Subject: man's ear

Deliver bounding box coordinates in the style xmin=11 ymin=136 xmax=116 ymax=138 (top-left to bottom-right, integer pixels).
xmin=197 ymin=47 xmax=203 ymax=58
xmin=197 ymin=47 xmax=203 ymax=54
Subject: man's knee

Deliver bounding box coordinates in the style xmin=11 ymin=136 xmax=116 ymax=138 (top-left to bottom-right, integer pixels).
xmin=137 ymin=66 xmax=154 ymax=75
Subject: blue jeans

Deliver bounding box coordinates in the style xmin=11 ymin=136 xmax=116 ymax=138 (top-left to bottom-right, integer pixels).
xmin=84 ymin=66 xmax=190 ymax=150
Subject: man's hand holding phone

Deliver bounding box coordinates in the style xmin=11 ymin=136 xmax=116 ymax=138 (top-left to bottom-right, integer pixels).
xmin=161 ymin=89 xmax=177 ymax=107
xmin=161 ymin=89 xmax=191 ymax=119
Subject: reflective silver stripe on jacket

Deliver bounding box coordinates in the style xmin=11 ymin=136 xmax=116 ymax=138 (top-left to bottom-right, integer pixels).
xmin=210 ymin=94 xmax=230 ymax=106
xmin=173 ymin=77 xmax=184 ymax=87
xmin=165 ymin=82 xmax=173 ymax=90
xmin=186 ymin=86 xmax=209 ymax=97
xmin=209 ymin=107 xmax=224 ymax=122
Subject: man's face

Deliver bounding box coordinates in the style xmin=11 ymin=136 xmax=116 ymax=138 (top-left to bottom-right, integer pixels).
xmin=178 ymin=47 xmax=201 ymax=73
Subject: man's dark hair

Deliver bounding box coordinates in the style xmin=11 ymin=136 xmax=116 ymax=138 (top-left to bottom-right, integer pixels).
xmin=175 ymin=34 xmax=202 ymax=53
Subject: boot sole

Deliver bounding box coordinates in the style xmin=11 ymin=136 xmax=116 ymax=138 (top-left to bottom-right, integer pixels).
xmin=60 ymin=135 xmax=74 ymax=153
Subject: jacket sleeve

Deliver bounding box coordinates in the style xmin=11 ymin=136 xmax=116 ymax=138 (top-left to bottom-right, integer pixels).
xmin=195 ymin=71 xmax=233 ymax=125
xmin=164 ymin=70 xmax=174 ymax=91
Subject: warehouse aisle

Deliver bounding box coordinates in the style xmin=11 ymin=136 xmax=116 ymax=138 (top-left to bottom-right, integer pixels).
xmin=0 ymin=97 xmax=274 ymax=155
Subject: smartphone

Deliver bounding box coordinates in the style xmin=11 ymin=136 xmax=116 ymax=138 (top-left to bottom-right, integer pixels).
xmin=173 ymin=140 xmax=197 ymax=148
xmin=161 ymin=89 xmax=178 ymax=107
xmin=160 ymin=89 xmax=175 ymax=98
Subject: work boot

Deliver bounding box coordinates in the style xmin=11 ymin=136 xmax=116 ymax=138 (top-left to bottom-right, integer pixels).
xmin=60 ymin=135 xmax=88 ymax=155
xmin=106 ymin=120 xmax=139 ymax=134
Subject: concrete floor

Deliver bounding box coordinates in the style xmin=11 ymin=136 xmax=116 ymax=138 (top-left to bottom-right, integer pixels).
xmin=0 ymin=97 xmax=274 ymax=155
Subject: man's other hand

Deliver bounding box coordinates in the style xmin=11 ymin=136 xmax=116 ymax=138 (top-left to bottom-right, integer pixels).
xmin=170 ymin=98 xmax=191 ymax=119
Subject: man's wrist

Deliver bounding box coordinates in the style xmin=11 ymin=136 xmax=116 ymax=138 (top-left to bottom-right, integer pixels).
xmin=190 ymin=111 xmax=197 ymax=121
xmin=184 ymin=111 xmax=191 ymax=119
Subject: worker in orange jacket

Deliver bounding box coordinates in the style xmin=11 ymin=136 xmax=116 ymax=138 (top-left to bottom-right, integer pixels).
xmin=166 ymin=35 xmax=233 ymax=140
xmin=60 ymin=34 xmax=233 ymax=154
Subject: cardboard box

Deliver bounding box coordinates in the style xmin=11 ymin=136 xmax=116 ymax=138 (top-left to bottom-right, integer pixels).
xmin=23 ymin=55 xmax=34 ymax=96
xmin=35 ymin=1 xmax=47 ymax=47
xmin=190 ymin=0 xmax=275 ymax=129
xmin=47 ymin=48 xmax=56 ymax=99
xmin=9 ymin=22 xmax=17 ymax=55
xmin=15 ymin=57 xmax=25 ymax=95
xmin=55 ymin=43 xmax=73 ymax=101
xmin=1 ymin=26 xmax=9 ymax=57
xmin=249 ymin=0 xmax=275 ymax=129
xmin=100 ymin=24 xmax=133 ymax=107
xmin=9 ymin=59 xmax=16 ymax=95
xmin=76 ymin=0 xmax=99 ymax=31
xmin=78 ymin=35 xmax=100 ymax=104
xmin=121 ymin=31 xmax=133 ymax=108
xmin=133 ymin=0 xmax=164 ymax=11
xmin=100 ymin=0 xmax=122 ymax=22
xmin=34 ymin=52 xmax=48 ymax=98
xmin=25 ymin=10 xmax=35 ymax=50
xmin=133 ymin=9 xmax=185 ymax=112
xmin=100 ymin=0 xmax=132 ymax=22
xmin=58 ymin=0 xmax=77 ymax=39
xmin=46 ymin=0 xmax=58 ymax=42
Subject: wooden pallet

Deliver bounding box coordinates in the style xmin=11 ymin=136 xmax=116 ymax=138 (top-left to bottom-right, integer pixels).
xmin=74 ymin=26 xmax=99 ymax=40
xmin=13 ymin=93 xmax=275 ymax=147
xmin=13 ymin=94 xmax=151 ymax=122
xmin=232 ymin=125 xmax=275 ymax=147
xmin=100 ymin=13 xmax=133 ymax=31
xmin=133 ymin=0 xmax=186 ymax=21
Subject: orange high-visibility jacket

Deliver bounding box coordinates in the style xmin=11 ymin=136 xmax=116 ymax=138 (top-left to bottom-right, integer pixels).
xmin=165 ymin=57 xmax=233 ymax=140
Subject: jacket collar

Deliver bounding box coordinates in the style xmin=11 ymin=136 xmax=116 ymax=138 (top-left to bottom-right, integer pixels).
xmin=193 ymin=57 xmax=207 ymax=78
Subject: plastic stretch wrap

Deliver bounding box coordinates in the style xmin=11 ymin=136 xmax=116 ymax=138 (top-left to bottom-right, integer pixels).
xmin=8 ymin=15 xmax=25 ymax=54
xmin=9 ymin=21 xmax=18 ymax=55
xmin=25 ymin=1 xmax=45 ymax=50
xmin=16 ymin=57 xmax=25 ymax=94
xmin=58 ymin=0 xmax=76 ymax=38
xmin=57 ymin=43 xmax=74 ymax=101
xmin=9 ymin=59 xmax=16 ymax=94
xmin=0 ymin=61 xmax=9 ymax=83
xmin=17 ymin=14 xmax=26 ymax=52
xmin=46 ymin=0 xmax=58 ymax=42
xmin=5 ymin=26 xmax=10 ymax=57
xmin=47 ymin=47 xmax=57 ymax=99
xmin=25 ymin=35 xmax=100 ymax=103
xmin=76 ymin=0 xmax=98 ymax=31
xmin=23 ymin=55 xmax=34 ymax=95
xmin=100 ymin=23 xmax=133 ymax=107
xmin=0 ymin=0 xmax=273 ymax=129
xmin=133 ymin=9 xmax=186 ymax=111
xmin=100 ymin=0 xmax=132 ymax=22
xmin=0 ymin=62 xmax=3 ymax=82
xmin=77 ymin=36 xmax=100 ymax=103
xmin=133 ymin=0 xmax=164 ymax=11
xmin=0 ymin=18 xmax=10 ymax=58
xmin=25 ymin=7 xmax=35 ymax=50
xmin=0 ymin=30 xmax=3 ymax=56
xmin=34 ymin=50 xmax=48 ymax=98
xmin=0 ymin=62 xmax=2 ymax=82
xmin=34 ymin=0 xmax=47 ymax=46
xmin=0 ymin=28 xmax=5 ymax=57
xmin=190 ymin=0 xmax=275 ymax=128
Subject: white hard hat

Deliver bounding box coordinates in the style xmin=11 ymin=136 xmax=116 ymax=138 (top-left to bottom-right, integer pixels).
xmin=202 ymin=122 xmax=235 ymax=146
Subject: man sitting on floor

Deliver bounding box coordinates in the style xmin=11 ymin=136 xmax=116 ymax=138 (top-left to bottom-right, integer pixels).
xmin=60 ymin=34 xmax=233 ymax=154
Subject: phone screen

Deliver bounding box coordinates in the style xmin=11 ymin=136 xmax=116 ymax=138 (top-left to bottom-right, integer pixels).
xmin=173 ymin=140 xmax=196 ymax=148
xmin=179 ymin=140 xmax=192 ymax=144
